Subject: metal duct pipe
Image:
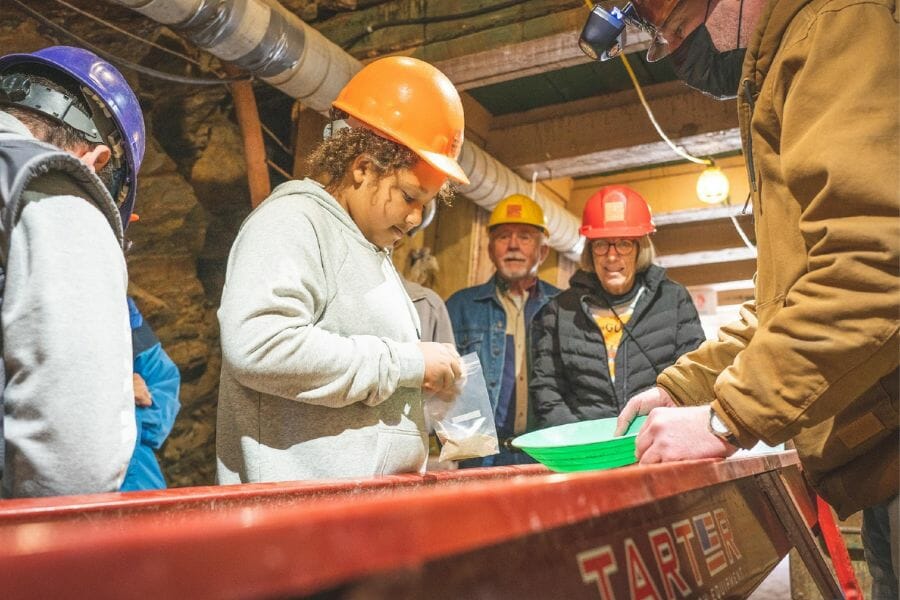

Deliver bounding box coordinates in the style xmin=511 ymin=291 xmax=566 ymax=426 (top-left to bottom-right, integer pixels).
xmin=109 ymin=0 xmax=584 ymax=260
xmin=457 ymin=142 xmax=583 ymax=259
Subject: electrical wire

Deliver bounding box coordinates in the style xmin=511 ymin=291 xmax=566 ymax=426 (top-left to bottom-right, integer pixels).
xmin=9 ymin=0 xmax=249 ymax=85
xmin=342 ymin=0 xmax=526 ymax=49
xmin=47 ymin=0 xmax=208 ymax=70
xmin=266 ymin=159 xmax=292 ymax=180
xmin=729 ymin=213 xmax=755 ymax=249
xmin=623 ymin=46 xmax=755 ymax=247
xmin=619 ymin=52 xmax=711 ymax=166
xmin=261 ymin=123 xmax=292 ymax=156
xmin=583 ymin=0 xmax=708 ymax=165
xmin=584 ymin=2 xmax=755 ymax=248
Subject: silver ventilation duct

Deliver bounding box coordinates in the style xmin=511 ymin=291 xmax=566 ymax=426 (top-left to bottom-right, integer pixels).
xmin=110 ymin=0 xmax=584 ymax=260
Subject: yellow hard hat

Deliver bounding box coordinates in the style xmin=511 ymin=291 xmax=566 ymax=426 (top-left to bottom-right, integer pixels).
xmin=488 ymin=194 xmax=548 ymax=234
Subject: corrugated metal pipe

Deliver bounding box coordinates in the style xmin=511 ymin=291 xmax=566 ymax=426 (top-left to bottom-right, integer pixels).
xmin=108 ymin=0 xmax=584 ymax=260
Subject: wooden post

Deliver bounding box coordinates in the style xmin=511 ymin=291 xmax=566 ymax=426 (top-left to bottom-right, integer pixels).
xmin=226 ymin=67 xmax=270 ymax=208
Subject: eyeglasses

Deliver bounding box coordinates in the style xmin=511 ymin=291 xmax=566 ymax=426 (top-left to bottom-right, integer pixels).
xmin=591 ymin=239 xmax=637 ymax=256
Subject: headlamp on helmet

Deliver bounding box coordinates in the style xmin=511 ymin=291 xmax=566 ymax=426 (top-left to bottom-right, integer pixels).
xmin=580 ymin=2 xmax=675 ymax=63
xmin=579 ymin=3 xmax=645 ymax=61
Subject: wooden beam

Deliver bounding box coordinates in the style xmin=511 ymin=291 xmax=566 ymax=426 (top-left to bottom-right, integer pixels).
xmin=316 ymin=0 xmax=585 ymax=59
xmin=653 ymin=216 xmax=756 ymax=256
xmin=485 ymin=81 xmax=741 ymax=179
xmin=312 ymin=2 xmax=651 ymax=88
xmin=430 ymin=12 xmax=653 ymax=90
xmin=653 ymin=204 xmax=750 ymax=226
xmin=520 ymin=130 xmax=743 ymax=179
xmin=656 ymin=247 xmax=757 ymax=270
xmin=460 ymin=93 xmax=493 ymax=147
xmin=421 ymin=2 xmax=653 ymax=89
xmin=433 ymin=28 xmax=589 ymax=91
xmin=291 ymin=105 xmax=329 ymax=179
xmin=652 ymin=206 xmax=756 ymax=256
xmin=666 ymin=260 xmax=757 ymax=288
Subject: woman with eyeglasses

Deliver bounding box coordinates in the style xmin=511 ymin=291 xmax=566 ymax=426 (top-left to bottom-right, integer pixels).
xmin=530 ymin=185 xmax=705 ymax=429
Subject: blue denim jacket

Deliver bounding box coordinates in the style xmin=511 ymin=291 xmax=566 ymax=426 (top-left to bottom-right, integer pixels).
xmin=446 ymin=275 xmax=561 ymax=420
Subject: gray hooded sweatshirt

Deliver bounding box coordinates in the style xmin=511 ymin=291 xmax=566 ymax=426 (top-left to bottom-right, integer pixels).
xmin=216 ymin=178 xmax=427 ymax=484
xmin=0 ymin=111 xmax=134 ymax=498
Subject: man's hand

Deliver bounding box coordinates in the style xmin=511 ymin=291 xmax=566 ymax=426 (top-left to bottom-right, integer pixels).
xmin=419 ymin=342 xmax=462 ymax=400
xmin=614 ymin=386 xmax=675 ymax=436
xmin=133 ymin=373 xmax=152 ymax=407
xmin=635 ymin=405 xmax=738 ymax=464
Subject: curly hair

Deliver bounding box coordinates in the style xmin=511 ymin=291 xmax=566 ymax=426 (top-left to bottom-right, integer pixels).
xmin=308 ymin=122 xmax=454 ymax=205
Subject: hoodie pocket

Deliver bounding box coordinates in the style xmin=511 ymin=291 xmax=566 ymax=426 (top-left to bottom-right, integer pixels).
xmin=374 ymin=428 xmax=427 ymax=476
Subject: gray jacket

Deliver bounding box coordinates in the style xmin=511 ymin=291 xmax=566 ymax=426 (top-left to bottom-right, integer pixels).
xmin=402 ymin=278 xmax=454 ymax=344
xmin=216 ymin=179 xmax=427 ymax=483
xmin=0 ymin=111 xmax=134 ymax=498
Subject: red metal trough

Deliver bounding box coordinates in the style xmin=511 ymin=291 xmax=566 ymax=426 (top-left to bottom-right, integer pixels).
xmin=0 ymin=451 xmax=839 ymax=599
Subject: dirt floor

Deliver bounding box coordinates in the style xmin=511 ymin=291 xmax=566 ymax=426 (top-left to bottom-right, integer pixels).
xmin=749 ymin=557 xmax=791 ymax=599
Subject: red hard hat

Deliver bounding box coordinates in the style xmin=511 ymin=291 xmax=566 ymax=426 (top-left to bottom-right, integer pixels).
xmin=580 ymin=185 xmax=656 ymax=238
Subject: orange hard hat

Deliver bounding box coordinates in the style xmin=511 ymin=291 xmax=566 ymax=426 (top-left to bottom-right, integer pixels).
xmin=580 ymin=185 xmax=656 ymax=239
xmin=333 ymin=56 xmax=469 ymax=185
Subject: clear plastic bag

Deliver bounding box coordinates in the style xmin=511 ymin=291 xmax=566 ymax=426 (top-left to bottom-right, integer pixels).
xmin=425 ymin=353 xmax=499 ymax=462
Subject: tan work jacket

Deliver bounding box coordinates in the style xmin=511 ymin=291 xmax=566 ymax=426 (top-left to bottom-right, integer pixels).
xmin=658 ymin=0 xmax=899 ymax=518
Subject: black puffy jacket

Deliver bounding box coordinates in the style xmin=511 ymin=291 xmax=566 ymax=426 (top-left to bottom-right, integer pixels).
xmin=531 ymin=265 xmax=705 ymax=428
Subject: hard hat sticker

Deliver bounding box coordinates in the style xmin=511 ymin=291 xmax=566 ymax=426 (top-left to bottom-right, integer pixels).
xmin=605 ymin=200 xmax=626 ymax=222
xmin=506 ymin=204 xmax=523 ymax=218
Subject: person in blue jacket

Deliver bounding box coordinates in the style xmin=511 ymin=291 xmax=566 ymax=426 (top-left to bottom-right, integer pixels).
xmin=446 ymin=194 xmax=560 ymax=467
xmin=121 ymin=297 xmax=181 ymax=491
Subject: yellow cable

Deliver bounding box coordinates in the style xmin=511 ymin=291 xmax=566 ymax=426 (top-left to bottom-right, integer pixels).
xmin=619 ymin=48 xmax=711 ymax=165
xmin=582 ymin=1 xmax=712 ymax=167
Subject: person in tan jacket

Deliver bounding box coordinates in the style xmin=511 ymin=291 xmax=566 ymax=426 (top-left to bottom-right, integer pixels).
xmin=580 ymin=0 xmax=898 ymax=595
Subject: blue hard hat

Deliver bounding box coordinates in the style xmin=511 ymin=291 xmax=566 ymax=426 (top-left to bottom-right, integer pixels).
xmin=0 ymin=46 xmax=146 ymax=229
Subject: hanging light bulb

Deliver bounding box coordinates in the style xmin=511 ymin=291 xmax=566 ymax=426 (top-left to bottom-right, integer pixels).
xmin=696 ymin=164 xmax=730 ymax=204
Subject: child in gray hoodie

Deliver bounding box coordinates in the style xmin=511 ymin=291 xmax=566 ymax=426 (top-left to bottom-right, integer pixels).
xmin=216 ymin=56 xmax=469 ymax=484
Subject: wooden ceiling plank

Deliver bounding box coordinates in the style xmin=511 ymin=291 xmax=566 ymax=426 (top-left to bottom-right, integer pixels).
xmin=656 ymin=247 xmax=757 ymax=269
xmin=425 ymin=7 xmax=635 ymax=89
xmin=654 ymin=204 xmax=750 ymax=225
xmin=666 ymin=260 xmax=757 ymax=288
xmin=515 ymin=130 xmax=742 ymax=179
xmin=483 ymin=81 xmax=740 ymax=178
xmin=653 ymin=221 xmax=755 ymax=256
xmin=422 ymin=4 xmax=653 ymax=88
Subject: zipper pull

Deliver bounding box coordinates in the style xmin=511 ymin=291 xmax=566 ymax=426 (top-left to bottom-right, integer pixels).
xmin=741 ymin=190 xmax=752 ymax=215
xmin=742 ymin=78 xmax=758 ymax=196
